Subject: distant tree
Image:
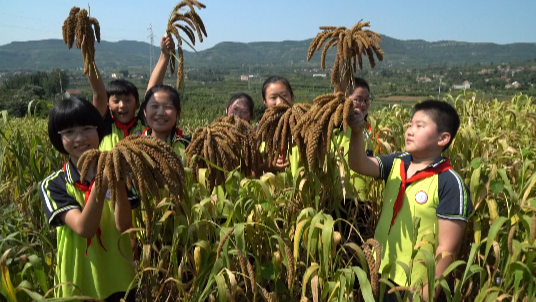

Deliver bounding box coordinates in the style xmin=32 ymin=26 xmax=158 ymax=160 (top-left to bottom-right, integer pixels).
xmin=44 ymin=69 xmax=69 ymax=97
xmin=1 ymin=85 xmax=46 ymax=117
xmin=120 ymin=69 xmax=129 ymax=78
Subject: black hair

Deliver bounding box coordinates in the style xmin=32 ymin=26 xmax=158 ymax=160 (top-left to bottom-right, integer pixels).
xmin=412 ymin=100 xmax=460 ymax=151
xmin=106 ymin=79 xmax=139 ymax=103
xmin=346 ymin=77 xmax=370 ymax=96
xmin=138 ymin=84 xmax=181 ymax=126
xmin=48 ymin=97 xmax=105 ymax=154
xmin=261 ymin=76 xmax=294 ymax=101
xmin=227 ymin=92 xmax=254 ymax=117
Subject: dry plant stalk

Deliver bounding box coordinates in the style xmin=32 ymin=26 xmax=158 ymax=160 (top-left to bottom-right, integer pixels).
xmin=186 ymin=115 xmax=258 ymax=190
xmin=362 ymin=238 xmax=381 ymax=299
xmin=216 ymin=227 xmax=235 ymax=259
xmin=62 ymin=6 xmax=101 ymax=75
xmin=78 ymin=135 xmax=185 ymax=241
xmin=166 ymin=0 xmax=207 ymax=89
xmin=284 ymin=243 xmax=295 ymax=289
xmin=293 ymin=92 xmax=353 ymax=172
xmin=256 ymin=101 xmax=311 ymax=168
xmin=531 ymin=215 xmax=536 ymax=243
xmin=78 ymin=135 xmax=185 ymax=208
xmin=307 ymin=21 xmax=384 ymax=92
xmin=508 ymin=224 xmax=516 ymax=255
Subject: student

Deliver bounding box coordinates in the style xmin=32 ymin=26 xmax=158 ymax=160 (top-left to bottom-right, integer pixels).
xmin=39 ymin=97 xmax=137 ymax=301
xmin=332 ymin=77 xmax=376 ymax=200
xmin=262 ymin=76 xmax=294 ymax=108
xmin=260 ymin=76 xmax=299 ymax=173
xmin=81 ymin=36 xmax=144 ymax=151
xmin=139 ymin=84 xmax=187 ymax=153
xmin=226 ymin=92 xmax=254 ymax=123
xmin=347 ymin=100 xmax=472 ymax=301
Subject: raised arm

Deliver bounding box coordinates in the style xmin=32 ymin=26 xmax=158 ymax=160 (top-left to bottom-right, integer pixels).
xmin=147 ymin=35 xmax=175 ymax=92
xmin=347 ymin=108 xmax=381 ymax=178
xmin=82 ymin=35 xmax=108 ymax=117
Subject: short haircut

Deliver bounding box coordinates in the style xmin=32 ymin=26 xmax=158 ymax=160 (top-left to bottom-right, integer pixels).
xmin=412 ymin=100 xmax=460 ymax=151
xmin=346 ymin=77 xmax=370 ymax=96
xmin=138 ymin=84 xmax=181 ymax=126
xmin=106 ymin=79 xmax=139 ymax=103
xmin=48 ymin=97 xmax=105 ymax=154
xmin=227 ymin=92 xmax=254 ymax=116
xmin=261 ymin=76 xmax=294 ymax=101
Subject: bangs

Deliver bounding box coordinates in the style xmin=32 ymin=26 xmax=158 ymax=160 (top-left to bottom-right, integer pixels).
xmin=48 ymin=97 xmax=105 ymax=154
xmin=106 ymin=79 xmax=139 ymax=102
xmin=51 ymin=99 xmax=103 ymax=131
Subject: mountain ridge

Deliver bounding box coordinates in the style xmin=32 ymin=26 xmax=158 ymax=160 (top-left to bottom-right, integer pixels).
xmin=1 ymin=35 xmax=535 ymax=71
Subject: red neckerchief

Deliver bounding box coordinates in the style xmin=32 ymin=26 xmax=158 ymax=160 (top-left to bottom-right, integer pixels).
xmin=142 ymin=127 xmax=184 ymax=142
xmin=112 ymin=116 xmax=137 ymax=138
xmin=389 ymin=159 xmax=452 ymax=232
xmin=64 ymin=162 xmax=107 ymax=256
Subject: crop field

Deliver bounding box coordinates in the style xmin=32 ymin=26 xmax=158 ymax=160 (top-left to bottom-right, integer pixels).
xmin=0 ymin=91 xmax=535 ymax=301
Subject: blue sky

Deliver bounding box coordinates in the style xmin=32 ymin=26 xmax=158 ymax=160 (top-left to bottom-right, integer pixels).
xmin=0 ymin=0 xmax=534 ymax=50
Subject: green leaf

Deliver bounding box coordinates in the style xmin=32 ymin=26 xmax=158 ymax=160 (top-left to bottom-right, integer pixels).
xmin=215 ymin=273 xmax=228 ymax=302
xmin=260 ymin=261 xmax=276 ymax=280
xmin=321 ymin=214 xmax=334 ymax=276
xmin=471 ymin=157 xmax=482 ymax=169
xmin=351 ymin=266 xmax=375 ymax=302
xmin=490 ymin=179 xmax=504 ymax=194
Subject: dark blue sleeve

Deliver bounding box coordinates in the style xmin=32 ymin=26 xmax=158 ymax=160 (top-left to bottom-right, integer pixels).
xmin=39 ymin=172 xmax=81 ymax=227
xmin=437 ymin=169 xmax=473 ymax=221
xmin=375 ymin=152 xmax=405 ymax=181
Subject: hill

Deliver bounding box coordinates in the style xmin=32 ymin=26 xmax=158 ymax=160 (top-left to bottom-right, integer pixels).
xmin=1 ymin=35 xmax=535 ymax=71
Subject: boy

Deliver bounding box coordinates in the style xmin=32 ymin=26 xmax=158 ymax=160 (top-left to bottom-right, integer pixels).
xmin=81 ymin=36 xmax=171 ymax=151
xmin=347 ymin=100 xmax=472 ymax=300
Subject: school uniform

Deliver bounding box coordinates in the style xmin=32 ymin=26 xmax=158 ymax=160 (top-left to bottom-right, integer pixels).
xmin=39 ymin=160 xmax=139 ymax=299
xmin=99 ymin=110 xmax=145 ymax=151
xmin=374 ymin=152 xmax=472 ymax=290
xmin=141 ymin=126 xmax=187 ymax=155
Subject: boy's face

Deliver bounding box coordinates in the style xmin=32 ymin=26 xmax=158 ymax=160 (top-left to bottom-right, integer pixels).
xmin=405 ymin=110 xmax=449 ymax=157
xmin=348 ymin=87 xmax=371 ymax=116
xmin=108 ymin=94 xmax=139 ymax=124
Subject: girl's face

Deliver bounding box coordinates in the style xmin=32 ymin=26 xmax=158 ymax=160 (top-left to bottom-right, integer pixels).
xmin=60 ymin=125 xmax=100 ymax=165
xmin=263 ymin=82 xmax=294 ymax=108
xmin=144 ymin=91 xmax=179 ymax=139
xmin=226 ymin=98 xmax=252 ymax=122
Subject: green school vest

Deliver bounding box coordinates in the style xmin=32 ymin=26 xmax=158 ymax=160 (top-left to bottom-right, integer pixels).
xmin=40 ymin=163 xmax=135 ymax=299
xmin=375 ymin=158 xmax=447 ymax=286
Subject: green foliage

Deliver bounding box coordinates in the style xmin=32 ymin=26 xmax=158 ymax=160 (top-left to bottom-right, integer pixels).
xmin=1 ymin=92 xmax=536 ymax=301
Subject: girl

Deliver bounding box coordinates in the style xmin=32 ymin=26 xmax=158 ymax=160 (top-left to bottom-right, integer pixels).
xmin=262 ymin=76 xmax=294 ymax=108
xmin=40 ymin=97 xmax=136 ymax=301
xmin=259 ymin=76 xmax=299 ymax=173
xmin=139 ymin=35 xmax=187 ymax=152
xmin=139 ymin=84 xmax=187 ymax=153
xmin=226 ymin=92 xmax=254 ymax=123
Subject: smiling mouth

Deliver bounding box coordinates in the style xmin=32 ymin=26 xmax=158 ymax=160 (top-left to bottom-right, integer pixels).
xmin=74 ymin=144 xmax=90 ymax=151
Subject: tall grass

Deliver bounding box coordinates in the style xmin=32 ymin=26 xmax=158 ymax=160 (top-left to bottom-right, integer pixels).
xmin=0 ymin=92 xmax=535 ymax=301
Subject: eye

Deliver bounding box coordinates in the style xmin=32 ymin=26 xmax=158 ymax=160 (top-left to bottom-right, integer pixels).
xmin=63 ymin=129 xmax=75 ymax=135
xmin=83 ymin=126 xmax=95 ymax=131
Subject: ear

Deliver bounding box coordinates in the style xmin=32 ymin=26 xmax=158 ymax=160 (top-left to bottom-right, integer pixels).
xmin=437 ymin=132 xmax=451 ymax=148
xmin=143 ymin=109 xmax=147 ymax=117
